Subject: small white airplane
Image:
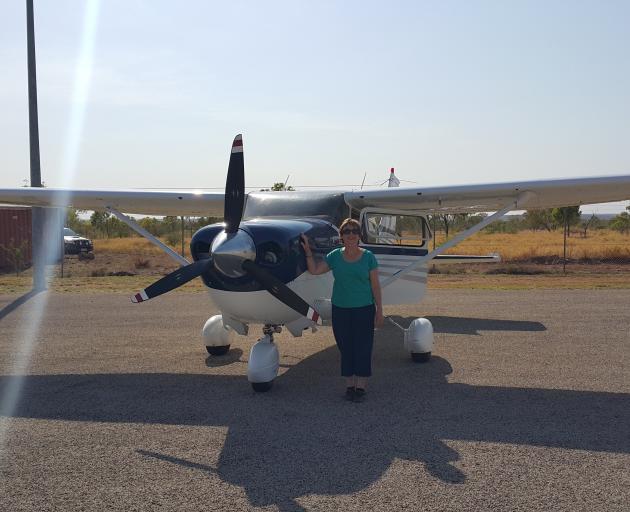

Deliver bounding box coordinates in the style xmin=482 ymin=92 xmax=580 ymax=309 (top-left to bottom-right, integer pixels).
xmin=2 ymin=134 xmax=630 ymax=391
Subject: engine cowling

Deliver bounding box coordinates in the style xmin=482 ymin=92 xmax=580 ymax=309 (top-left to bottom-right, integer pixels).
xmin=190 ymin=218 xmax=339 ymax=292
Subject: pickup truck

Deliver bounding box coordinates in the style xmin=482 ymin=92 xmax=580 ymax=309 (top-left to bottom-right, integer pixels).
xmin=63 ymin=227 xmax=94 ymax=255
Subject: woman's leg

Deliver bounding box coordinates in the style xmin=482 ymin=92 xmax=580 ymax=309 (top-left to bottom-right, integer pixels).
xmin=352 ymin=304 xmax=376 ymax=389
xmin=331 ymin=306 xmax=355 ymax=379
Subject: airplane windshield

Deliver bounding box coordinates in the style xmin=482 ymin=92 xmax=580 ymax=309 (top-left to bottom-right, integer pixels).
xmin=243 ymin=191 xmax=348 ymax=226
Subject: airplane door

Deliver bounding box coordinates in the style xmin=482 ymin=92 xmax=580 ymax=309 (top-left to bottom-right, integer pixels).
xmin=359 ymin=209 xmax=431 ymax=305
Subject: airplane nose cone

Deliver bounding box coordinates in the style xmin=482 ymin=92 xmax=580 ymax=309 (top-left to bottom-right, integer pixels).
xmin=210 ymin=230 xmax=256 ymax=278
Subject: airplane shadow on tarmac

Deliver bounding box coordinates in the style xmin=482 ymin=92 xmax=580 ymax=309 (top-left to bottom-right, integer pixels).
xmin=0 ymin=290 xmax=44 ymax=322
xmin=1 ymin=319 xmax=628 ymax=511
xmin=390 ymin=315 xmax=547 ymax=335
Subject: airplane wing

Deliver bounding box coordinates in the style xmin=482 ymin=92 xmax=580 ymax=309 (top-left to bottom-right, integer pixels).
xmin=344 ymin=175 xmax=630 ymax=213
xmin=0 ymin=188 xmax=224 ymax=216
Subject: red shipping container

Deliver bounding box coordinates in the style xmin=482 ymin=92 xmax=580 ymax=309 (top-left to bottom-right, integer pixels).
xmin=0 ymin=207 xmax=32 ymax=271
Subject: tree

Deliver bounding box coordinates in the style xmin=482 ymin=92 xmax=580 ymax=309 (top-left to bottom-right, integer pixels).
xmin=65 ymin=208 xmax=89 ymax=234
xmin=90 ymin=211 xmax=111 ymax=238
xmin=609 ymin=207 xmax=630 ymax=234
xmin=260 ymin=182 xmax=295 ymax=192
xmin=524 ymin=209 xmax=555 ymax=231
xmin=433 ymin=213 xmax=471 ymax=238
xmin=139 ymin=216 xmax=163 ymax=236
xmin=162 ymin=216 xmax=180 ymax=233
xmin=107 ymin=216 xmax=131 ymax=238
xmin=485 ymin=215 xmax=525 ymax=234
xmin=580 ymin=214 xmax=600 ymax=238
xmin=551 ymin=206 xmax=581 ymax=236
xmin=0 ymin=239 xmax=30 ymax=276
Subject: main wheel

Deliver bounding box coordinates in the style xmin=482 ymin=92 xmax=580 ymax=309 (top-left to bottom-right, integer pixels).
xmin=411 ymin=351 xmax=431 ymax=363
xmin=206 ymin=345 xmax=230 ymax=356
xmin=251 ymin=381 xmax=273 ymax=392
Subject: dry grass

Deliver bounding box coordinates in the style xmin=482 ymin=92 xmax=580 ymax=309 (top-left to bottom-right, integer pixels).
xmin=96 ymin=230 xmax=630 ymax=263
xmin=434 ymin=229 xmax=630 ymax=262
xmin=1 ymin=230 xmax=629 ymax=295
xmin=94 ymin=237 xmax=193 ymax=259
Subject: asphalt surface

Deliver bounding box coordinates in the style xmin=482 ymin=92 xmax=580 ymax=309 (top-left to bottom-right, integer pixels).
xmin=0 ymin=289 xmax=628 ymax=511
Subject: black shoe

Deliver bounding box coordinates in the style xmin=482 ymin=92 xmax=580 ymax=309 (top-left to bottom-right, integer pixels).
xmin=345 ymin=387 xmax=355 ymax=401
xmin=353 ymin=388 xmax=366 ymax=402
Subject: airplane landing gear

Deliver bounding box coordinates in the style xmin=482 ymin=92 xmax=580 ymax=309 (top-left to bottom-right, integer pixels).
xmin=405 ymin=318 xmax=433 ymax=363
xmin=206 ymin=345 xmax=230 ymax=356
xmin=248 ymin=324 xmax=281 ymax=392
xmin=202 ymin=315 xmax=234 ymax=356
xmin=387 ymin=316 xmax=434 ymax=363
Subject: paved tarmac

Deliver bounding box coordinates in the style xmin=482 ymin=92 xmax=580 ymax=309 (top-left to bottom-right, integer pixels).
xmin=0 ymin=289 xmax=628 ymax=511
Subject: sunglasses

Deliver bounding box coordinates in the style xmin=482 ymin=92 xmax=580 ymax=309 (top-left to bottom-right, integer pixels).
xmin=341 ymin=228 xmax=360 ymax=235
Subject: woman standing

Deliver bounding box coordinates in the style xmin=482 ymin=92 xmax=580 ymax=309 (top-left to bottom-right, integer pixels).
xmin=301 ymin=218 xmax=384 ymax=402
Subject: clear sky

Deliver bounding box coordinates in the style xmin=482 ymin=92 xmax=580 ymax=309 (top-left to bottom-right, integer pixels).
xmin=1 ymin=0 xmax=629 ymax=213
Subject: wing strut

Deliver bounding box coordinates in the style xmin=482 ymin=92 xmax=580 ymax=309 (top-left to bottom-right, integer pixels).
xmin=380 ymin=191 xmax=533 ymax=288
xmin=106 ymin=207 xmax=189 ymax=266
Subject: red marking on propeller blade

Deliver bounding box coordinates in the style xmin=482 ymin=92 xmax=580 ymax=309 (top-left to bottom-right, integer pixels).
xmin=231 ymin=136 xmax=243 ymax=153
xmin=307 ymin=307 xmax=322 ymax=325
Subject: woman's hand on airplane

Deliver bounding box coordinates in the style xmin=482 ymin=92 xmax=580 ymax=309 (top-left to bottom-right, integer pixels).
xmin=300 ymin=233 xmax=312 ymax=256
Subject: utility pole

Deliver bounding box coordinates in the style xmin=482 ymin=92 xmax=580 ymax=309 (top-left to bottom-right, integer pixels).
xmin=26 ymin=0 xmax=46 ymax=291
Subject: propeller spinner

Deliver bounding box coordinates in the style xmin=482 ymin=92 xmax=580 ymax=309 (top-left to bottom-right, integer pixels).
xmin=131 ymin=134 xmax=321 ymax=325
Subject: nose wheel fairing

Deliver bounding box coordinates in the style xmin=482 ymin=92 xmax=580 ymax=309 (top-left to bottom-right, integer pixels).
xmin=247 ymin=328 xmax=281 ymax=391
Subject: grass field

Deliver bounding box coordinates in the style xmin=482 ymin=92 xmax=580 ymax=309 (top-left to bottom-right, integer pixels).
xmin=1 ymin=229 xmax=629 ymax=294
xmin=92 ymin=229 xmax=630 ymax=263
xmin=93 ymin=237 xmax=194 ymax=258
xmin=435 ymin=229 xmax=630 ymax=262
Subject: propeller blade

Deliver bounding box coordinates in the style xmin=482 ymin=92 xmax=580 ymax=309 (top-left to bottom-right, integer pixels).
xmin=224 ymin=134 xmax=245 ymax=234
xmin=131 ymin=258 xmax=213 ymax=303
xmin=241 ymin=259 xmax=322 ymax=325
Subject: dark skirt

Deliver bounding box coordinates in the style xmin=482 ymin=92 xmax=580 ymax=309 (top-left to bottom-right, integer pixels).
xmin=331 ymin=304 xmax=376 ymax=377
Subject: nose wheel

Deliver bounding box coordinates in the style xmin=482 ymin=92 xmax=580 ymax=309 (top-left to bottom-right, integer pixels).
xmin=248 ymin=325 xmax=281 ymax=392
xmin=206 ymin=345 xmax=230 ymax=356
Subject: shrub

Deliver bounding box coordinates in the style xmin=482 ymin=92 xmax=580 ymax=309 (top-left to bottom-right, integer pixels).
xmin=134 ymin=258 xmax=151 ymax=269
xmin=165 ymin=232 xmax=181 ymax=247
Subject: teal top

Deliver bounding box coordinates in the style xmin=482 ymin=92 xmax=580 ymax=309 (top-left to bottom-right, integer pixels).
xmin=325 ymin=248 xmax=379 ymax=308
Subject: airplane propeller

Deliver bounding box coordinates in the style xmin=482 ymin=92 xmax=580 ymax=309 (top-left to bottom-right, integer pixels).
xmin=131 ymin=258 xmax=213 ymax=303
xmin=131 ymin=134 xmax=321 ymax=325
xmin=223 ymin=134 xmax=244 ymax=233
xmin=241 ymin=260 xmax=320 ymax=324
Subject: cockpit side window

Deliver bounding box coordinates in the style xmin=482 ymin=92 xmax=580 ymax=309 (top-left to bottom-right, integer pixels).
xmin=361 ymin=212 xmax=430 ymax=248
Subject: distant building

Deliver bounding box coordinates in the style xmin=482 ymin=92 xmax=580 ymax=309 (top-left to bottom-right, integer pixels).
xmin=0 ymin=207 xmax=32 ymax=271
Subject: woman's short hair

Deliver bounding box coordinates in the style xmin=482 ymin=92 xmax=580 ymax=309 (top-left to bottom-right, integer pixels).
xmin=339 ymin=218 xmax=361 ymax=233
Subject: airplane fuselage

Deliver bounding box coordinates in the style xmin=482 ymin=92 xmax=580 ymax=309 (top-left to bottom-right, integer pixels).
xmin=190 ymin=191 xmax=429 ymax=329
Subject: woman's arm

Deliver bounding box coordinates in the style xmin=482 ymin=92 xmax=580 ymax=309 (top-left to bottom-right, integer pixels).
xmin=300 ymin=234 xmax=330 ymax=275
xmin=370 ymin=268 xmax=384 ymax=327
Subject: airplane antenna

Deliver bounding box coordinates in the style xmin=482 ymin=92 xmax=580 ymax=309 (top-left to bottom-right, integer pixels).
xmin=283 ymin=175 xmax=290 ymax=190
xmin=360 ymin=172 xmax=366 ymax=190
